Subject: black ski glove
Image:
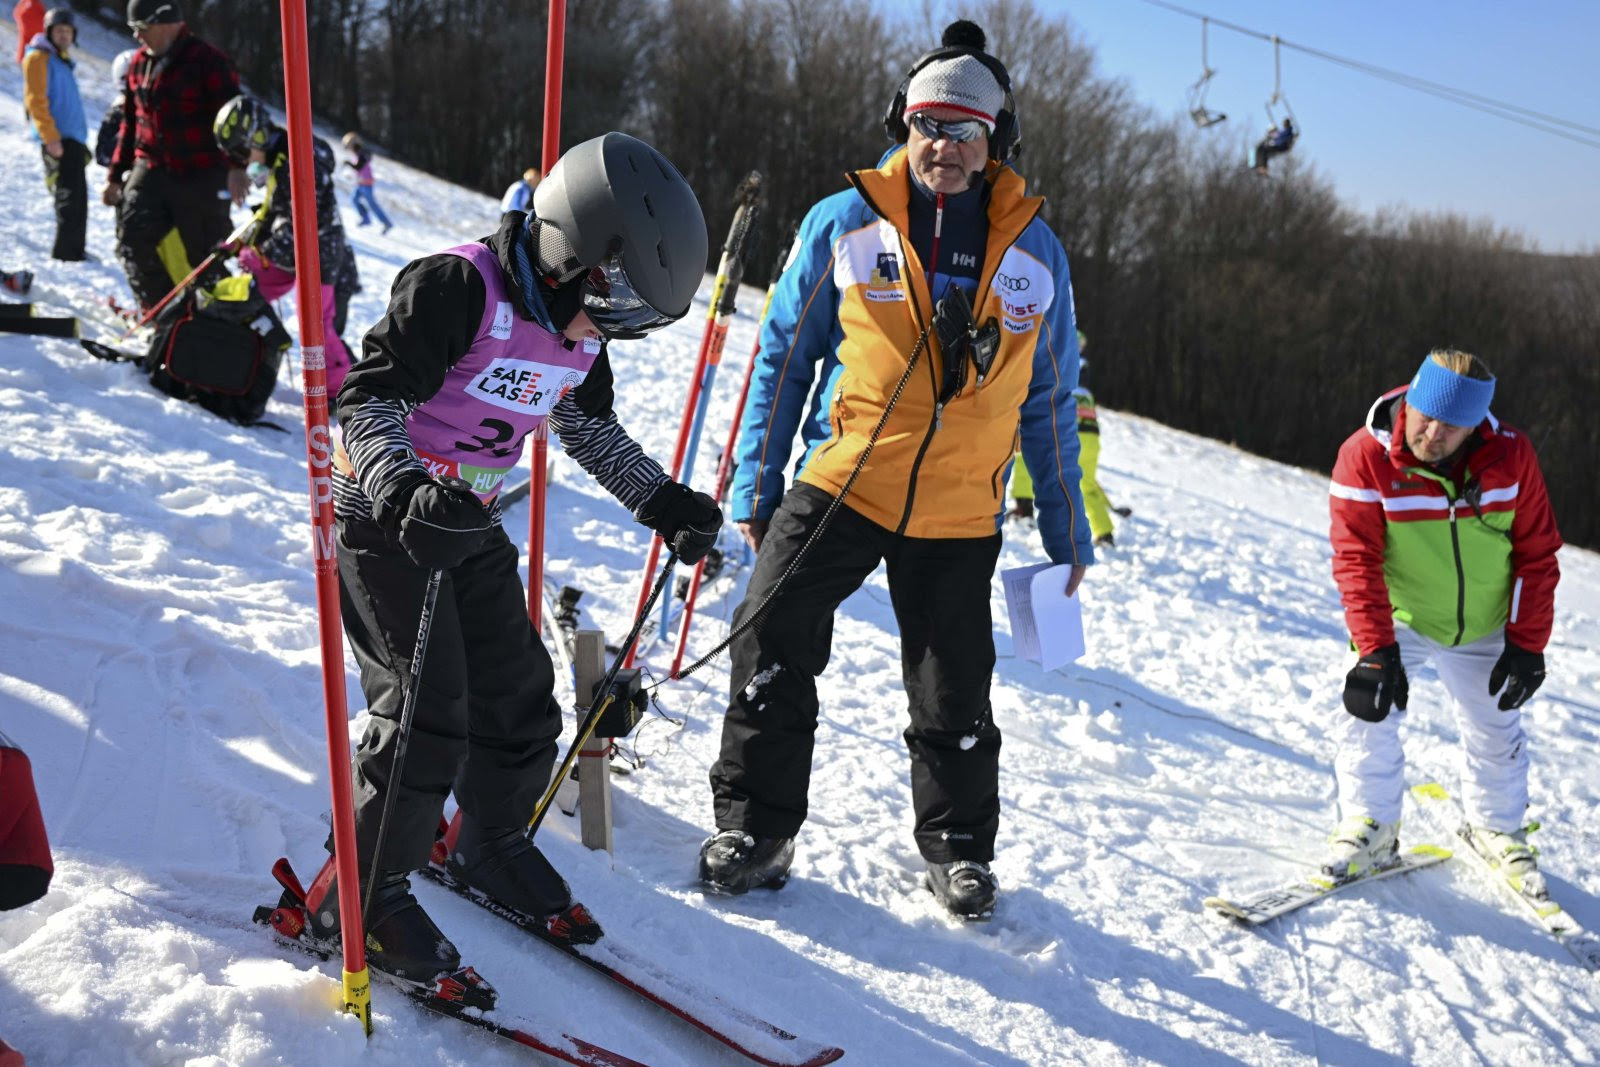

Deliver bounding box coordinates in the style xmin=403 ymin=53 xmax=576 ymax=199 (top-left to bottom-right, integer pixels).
xmin=384 ymin=473 xmax=496 ymax=570
xmin=1343 ymin=643 xmax=1408 ymax=723
xmin=638 ymin=481 xmax=723 ymax=564
xmin=1488 ymin=639 xmax=1545 ymax=711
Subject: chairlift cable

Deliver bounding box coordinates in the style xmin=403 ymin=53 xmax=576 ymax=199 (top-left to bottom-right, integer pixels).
xmin=1135 ymin=0 xmax=1600 ymax=149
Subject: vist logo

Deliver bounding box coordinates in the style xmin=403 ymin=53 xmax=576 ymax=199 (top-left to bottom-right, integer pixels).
xmin=467 ymin=358 xmax=583 ymax=415
xmin=490 ymin=301 xmax=514 ymax=340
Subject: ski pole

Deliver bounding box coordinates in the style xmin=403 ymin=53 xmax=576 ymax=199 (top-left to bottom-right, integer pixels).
xmin=362 ymin=568 xmax=444 ymax=928
xmin=526 ymin=549 xmax=678 ymax=840
xmin=671 ymin=222 xmax=795 ymax=674
xmin=113 ymin=214 xmax=256 ymax=343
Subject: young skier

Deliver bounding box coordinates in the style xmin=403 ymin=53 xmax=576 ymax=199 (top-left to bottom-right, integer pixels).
xmin=341 ymin=131 xmax=393 ymax=234
xmin=213 ymin=94 xmax=354 ymax=398
xmin=315 ymin=133 xmax=720 ymax=990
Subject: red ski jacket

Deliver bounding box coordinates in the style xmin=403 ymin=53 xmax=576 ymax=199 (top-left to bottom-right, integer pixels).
xmin=1329 ymin=387 xmax=1562 ymax=656
xmin=0 ymin=732 xmax=51 ymax=910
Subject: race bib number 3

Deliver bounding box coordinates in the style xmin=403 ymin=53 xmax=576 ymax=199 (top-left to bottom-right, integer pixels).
xmin=467 ymin=358 xmax=584 ymax=416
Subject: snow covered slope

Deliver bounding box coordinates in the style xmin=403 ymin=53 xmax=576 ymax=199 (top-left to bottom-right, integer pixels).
xmin=2 ymin=22 xmax=1598 ymax=1067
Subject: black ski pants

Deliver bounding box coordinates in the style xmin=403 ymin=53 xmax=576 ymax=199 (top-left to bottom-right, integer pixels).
xmin=710 ymin=484 xmax=1004 ymax=864
xmin=41 ymin=139 xmax=87 ymax=261
xmin=116 ymin=161 xmax=231 ymax=311
xmin=336 ymin=516 xmax=564 ymax=874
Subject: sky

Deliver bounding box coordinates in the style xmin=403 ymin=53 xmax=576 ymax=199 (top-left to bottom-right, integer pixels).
xmin=5 ymin=16 xmax=1600 ymax=1067
xmin=1028 ymin=0 xmax=1600 ymax=253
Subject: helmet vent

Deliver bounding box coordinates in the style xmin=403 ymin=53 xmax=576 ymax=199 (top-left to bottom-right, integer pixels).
xmin=642 ymin=194 xmax=656 ymax=218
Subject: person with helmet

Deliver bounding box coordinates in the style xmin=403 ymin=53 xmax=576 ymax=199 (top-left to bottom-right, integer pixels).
xmin=310 ymin=133 xmax=720 ymax=991
xmin=340 ymin=132 xmax=393 ymax=234
xmin=103 ymin=0 xmax=246 ymax=311
xmin=94 ymin=49 xmax=139 ymax=168
xmin=698 ymin=20 xmax=1093 ymax=921
xmin=213 ymin=94 xmax=354 ymax=396
xmin=22 ymin=7 xmax=87 ymax=261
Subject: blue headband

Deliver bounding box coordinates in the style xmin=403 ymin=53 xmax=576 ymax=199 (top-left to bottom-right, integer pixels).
xmin=1407 ymin=357 xmax=1494 ymax=428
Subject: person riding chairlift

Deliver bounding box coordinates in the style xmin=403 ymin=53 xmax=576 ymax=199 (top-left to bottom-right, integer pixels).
xmin=1252 ymin=116 xmax=1297 ymax=175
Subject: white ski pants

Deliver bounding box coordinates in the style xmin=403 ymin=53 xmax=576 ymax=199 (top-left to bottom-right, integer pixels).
xmin=1333 ymin=627 xmax=1529 ymax=831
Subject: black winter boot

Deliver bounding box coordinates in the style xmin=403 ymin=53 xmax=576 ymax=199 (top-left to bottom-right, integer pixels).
xmin=309 ymin=870 xmax=464 ymax=984
xmin=697 ymin=830 xmax=794 ymax=894
xmin=446 ymin=817 xmax=576 ymax=919
xmin=925 ymin=860 xmax=997 ymax=920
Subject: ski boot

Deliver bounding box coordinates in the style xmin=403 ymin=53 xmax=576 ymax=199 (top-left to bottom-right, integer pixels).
xmin=1319 ymin=815 xmax=1399 ymax=882
xmin=698 ymin=830 xmax=794 ymax=894
xmin=445 ymin=817 xmax=603 ymax=945
xmin=307 ymin=868 xmax=467 ymax=987
xmin=926 ymin=859 xmax=998 ymax=921
xmin=1464 ymin=822 xmax=1546 ymax=900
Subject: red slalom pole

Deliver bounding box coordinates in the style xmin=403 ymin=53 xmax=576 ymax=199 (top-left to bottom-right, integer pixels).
xmin=278 ymin=0 xmax=369 ymax=1033
xmin=670 ymin=226 xmax=793 ymax=673
xmin=526 ymin=0 xmax=567 ymax=631
xmin=621 ymin=302 xmax=718 ymax=668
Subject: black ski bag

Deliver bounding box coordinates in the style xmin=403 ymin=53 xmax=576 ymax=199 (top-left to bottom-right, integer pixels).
xmin=145 ymin=273 xmax=290 ymax=424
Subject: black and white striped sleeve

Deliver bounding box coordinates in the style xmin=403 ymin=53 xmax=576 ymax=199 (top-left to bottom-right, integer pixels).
xmin=548 ymin=391 xmax=669 ymax=514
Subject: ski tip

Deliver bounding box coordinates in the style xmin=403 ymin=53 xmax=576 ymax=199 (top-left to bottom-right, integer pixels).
xmin=1411 ymin=782 xmax=1450 ymax=802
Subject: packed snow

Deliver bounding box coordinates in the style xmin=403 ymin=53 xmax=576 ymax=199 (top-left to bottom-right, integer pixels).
xmin=3 ymin=21 xmax=1599 ymax=1067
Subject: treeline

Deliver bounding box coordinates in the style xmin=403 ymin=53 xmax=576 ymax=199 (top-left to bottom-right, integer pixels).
xmin=167 ymin=0 xmax=1599 ymax=548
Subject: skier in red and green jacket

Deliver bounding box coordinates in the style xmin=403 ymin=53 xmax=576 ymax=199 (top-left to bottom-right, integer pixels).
xmin=1322 ymin=349 xmax=1562 ymax=898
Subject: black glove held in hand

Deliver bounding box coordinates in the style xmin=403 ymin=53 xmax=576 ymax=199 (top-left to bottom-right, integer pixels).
xmin=1343 ymin=643 xmax=1408 ymax=723
xmin=638 ymin=481 xmax=723 ymax=564
xmin=395 ymin=475 xmax=496 ymax=570
xmin=1488 ymin=639 xmax=1545 ymax=711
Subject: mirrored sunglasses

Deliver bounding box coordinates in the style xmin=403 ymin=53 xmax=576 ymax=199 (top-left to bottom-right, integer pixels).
xmin=910 ymin=113 xmax=988 ymax=144
xmin=581 ymin=253 xmax=677 ymax=340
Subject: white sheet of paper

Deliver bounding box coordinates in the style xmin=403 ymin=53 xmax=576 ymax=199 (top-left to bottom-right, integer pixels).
xmin=1002 ymin=563 xmax=1085 ymax=671
xmin=1030 ymin=565 xmax=1085 ymax=670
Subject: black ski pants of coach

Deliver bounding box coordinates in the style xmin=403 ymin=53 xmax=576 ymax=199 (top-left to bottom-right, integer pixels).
xmin=710 ymin=484 xmax=1004 ymax=864
xmin=115 ymin=160 xmax=232 ymax=311
xmin=337 ymin=516 xmax=564 ymax=874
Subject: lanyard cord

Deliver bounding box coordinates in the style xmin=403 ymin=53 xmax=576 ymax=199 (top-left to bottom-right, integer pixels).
xmin=657 ymin=315 xmax=937 ymax=687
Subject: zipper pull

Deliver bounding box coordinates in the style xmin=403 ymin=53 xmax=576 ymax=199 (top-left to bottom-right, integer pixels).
xmin=934 ymin=401 xmax=944 ymax=430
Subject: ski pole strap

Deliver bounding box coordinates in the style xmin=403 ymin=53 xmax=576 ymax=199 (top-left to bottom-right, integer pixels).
xmin=526 ymin=551 xmax=679 ymax=839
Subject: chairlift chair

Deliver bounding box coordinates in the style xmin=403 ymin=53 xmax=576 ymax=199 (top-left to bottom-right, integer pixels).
xmin=1186 ymin=18 xmax=1227 ymax=128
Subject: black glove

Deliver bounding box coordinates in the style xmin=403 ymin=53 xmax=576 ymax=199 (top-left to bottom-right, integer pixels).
xmin=1488 ymin=639 xmax=1545 ymax=711
xmin=1343 ymin=643 xmax=1408 ymax=723
xmin=390 ymin=474 xmax=496 ymax=570
xmin=638 ymin=481 xmax=723 ymax=564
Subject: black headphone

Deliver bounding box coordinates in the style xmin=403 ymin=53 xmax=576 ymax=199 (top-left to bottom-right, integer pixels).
xmin=883 ymin=45 xmax=1019 ymax=164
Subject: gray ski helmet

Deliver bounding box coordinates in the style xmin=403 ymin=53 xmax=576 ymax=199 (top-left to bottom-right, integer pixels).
xmin=532 ymin=133 xmax=707 ymax=339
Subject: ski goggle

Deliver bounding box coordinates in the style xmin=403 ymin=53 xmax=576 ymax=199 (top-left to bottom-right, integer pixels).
xmin=580 ymin=252 xmax=678 ymax=340
xmin=909 ymin=113 xmax=989 ymax=144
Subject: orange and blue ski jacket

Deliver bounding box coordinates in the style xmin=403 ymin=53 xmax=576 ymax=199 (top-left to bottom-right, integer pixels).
xmin=1329 ymin=387 xmax=1562 ymax=655
xmin=728 ymin=149 xmax=1092 ymax=566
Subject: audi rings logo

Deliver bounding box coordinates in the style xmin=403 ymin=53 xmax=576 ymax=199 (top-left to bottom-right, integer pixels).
xmin=995 ymin=272 xmax=1030 ymax=293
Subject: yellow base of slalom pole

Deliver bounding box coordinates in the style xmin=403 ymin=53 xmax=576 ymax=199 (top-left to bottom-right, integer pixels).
xmin=344 ymin=965 xmax=373 ymax=1036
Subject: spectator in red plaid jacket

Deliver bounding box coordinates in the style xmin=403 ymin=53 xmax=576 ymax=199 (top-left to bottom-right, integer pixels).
xmin=101 ymin=0 xmax=247 ymax=311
